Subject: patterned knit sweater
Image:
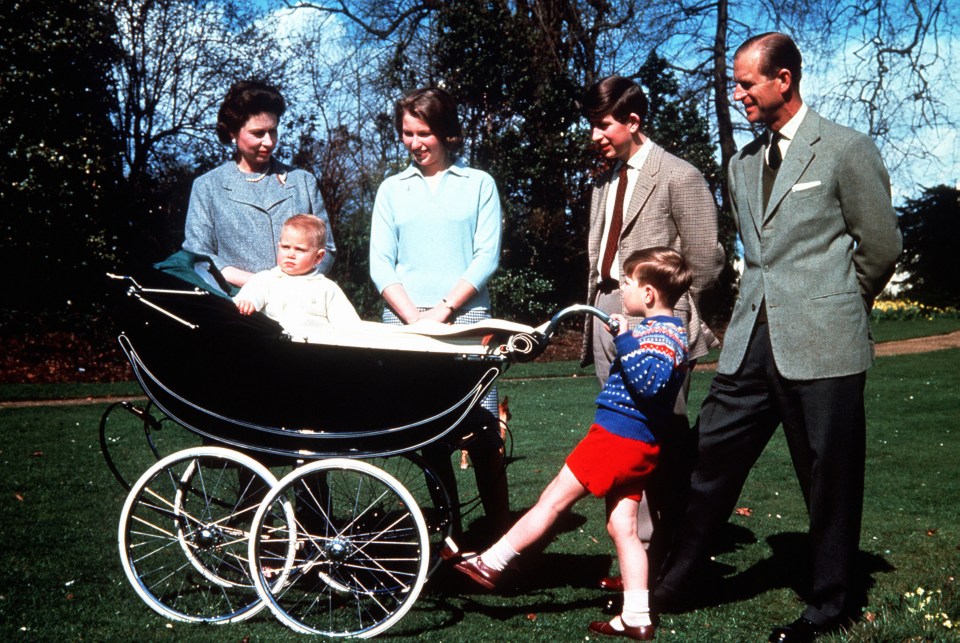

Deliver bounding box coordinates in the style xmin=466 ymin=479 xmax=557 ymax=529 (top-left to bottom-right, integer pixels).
xmin=594 ymin=315 xmax=689 ymax=444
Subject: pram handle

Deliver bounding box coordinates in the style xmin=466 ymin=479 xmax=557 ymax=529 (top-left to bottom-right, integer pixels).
xmin=505 ymin=305 xmax=619 ymax=363
xmin=539 ymin=304 xmax=620 ymax=340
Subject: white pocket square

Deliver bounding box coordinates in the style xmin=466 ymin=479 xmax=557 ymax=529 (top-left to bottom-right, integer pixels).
xmin=791 ymin=181 xmax=822 ymax=192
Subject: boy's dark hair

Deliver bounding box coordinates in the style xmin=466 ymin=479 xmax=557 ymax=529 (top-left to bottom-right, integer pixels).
xmin=216 ymin=80 xmax=286 ymax=145
xmin=622 ymin=247 xmax=692 ymax=308
xmin=735 ymin=32 xmax=803 ymax=83
xmin=394 ymin=87 xmax=464 ymax=156
xmin=283 ymin=214 xmax=327 ymax=249
xmin=581 ymin=75 xmax=648 ymax=126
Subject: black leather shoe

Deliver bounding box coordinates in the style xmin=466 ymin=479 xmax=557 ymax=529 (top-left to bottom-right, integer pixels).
xmin=588 ymin=620 xmax=656 ymax=641
xmin=452 ymin=554 xmax=502 ymax=590
xmin=599 ymin=575 xmax=624 ymax=591
xmin=768 ymin=617 xmax=824 ymax=642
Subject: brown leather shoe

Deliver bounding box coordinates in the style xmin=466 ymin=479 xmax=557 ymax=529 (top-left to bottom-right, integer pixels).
xmin=588 ymin=619 xmax=656 ymax=640
xmin=599 ymin=575 xmax=624 ymax=591
xmin=452 ymin=555 xmax=502 ymax=590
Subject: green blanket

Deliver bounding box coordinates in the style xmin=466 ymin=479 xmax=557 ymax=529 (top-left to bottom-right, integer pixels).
xmin=153 ymin=250 xmax=239 ymax=299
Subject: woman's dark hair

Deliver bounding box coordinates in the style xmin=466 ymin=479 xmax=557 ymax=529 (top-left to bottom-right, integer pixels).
xmin=581 ymin=75 xmax=648 ymax=126
xmin=215 ymin=80 xmax=286 ymax=145
xmin=394 ymin=87 xmax=464 ymax=156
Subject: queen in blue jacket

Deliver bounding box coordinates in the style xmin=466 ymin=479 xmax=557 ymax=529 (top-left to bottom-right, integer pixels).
xmin=183 ymin=80 xmax=335 ymax=287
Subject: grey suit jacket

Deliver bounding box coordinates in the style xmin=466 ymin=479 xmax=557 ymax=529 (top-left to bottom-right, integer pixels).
xmin=720 ymin=109 xmax=902 ymax=380
xmin=581 ymin=141 xmax=724 ymax=363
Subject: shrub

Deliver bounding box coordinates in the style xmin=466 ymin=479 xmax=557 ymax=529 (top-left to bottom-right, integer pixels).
xmin=871 ymin=299 xmax=960 ymax=321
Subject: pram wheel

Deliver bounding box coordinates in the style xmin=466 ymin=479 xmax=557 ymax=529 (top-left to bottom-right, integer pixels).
xmin=118 ymin=446 xmax=288 ymax=623
xmin=369 ymin=453 xmax=454 ymax=577
xmin=249 ymin=458 xmax=429 ymax=638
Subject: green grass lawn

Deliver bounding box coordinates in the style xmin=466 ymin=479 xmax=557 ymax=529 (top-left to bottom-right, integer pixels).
xmin=1 ymin=330 xmax=958 ymax=640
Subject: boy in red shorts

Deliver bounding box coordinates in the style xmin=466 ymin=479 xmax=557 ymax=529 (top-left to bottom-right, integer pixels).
xmin=452 ymin=247 xmax=691 ymax=641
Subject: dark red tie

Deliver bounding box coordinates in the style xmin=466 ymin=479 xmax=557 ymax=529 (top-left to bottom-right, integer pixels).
xmin=600 ymin=164 xmax=629 ymax=282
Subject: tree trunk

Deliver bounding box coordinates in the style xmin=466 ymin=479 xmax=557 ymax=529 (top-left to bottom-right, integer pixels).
xmin=712 ymin=0 xmax=735 ymax=215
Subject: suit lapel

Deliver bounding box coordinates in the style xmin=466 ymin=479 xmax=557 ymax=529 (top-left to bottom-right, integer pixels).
xmin=733 ymin=139 xmax=764 ymax=236
xmin=763 ymin=111 xmax=821 ymax=222
xmin=622 ymin=143 xmax=660 ymax=232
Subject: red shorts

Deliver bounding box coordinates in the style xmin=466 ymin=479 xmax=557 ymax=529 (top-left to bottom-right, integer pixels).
xmin=565 ymin=424 xmax=659 ymax=501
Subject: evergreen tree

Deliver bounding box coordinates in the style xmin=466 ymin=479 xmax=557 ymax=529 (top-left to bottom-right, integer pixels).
xmin=0 ymin=0 xmax=124 ymax=320
xmin=897 ymin=185 xmax=960 ymax=308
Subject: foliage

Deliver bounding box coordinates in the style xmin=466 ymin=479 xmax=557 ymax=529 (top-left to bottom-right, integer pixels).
xmin=488 ymin=267 xmax=556 ymax=325
xmin=871 ymin=298 xmax=960 ymax=322
xmin=895 ymin=184 xmax=960 ymax=309
xmin=431 ymin=0 xmax=595 ymax=315
xmin=0 ymin=0 xmax=125 ymax=314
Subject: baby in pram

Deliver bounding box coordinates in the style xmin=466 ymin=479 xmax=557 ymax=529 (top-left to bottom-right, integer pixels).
xmin=233 ymin=214 xmax=361 ymax=337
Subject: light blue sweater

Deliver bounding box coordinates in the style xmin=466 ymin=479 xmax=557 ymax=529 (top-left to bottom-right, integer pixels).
xmin=369 ymin=161 xmax=502 ymax=310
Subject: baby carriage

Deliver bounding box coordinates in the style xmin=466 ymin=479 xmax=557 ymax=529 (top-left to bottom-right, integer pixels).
xmin=101 ymin=262 xmax=617 ymax=638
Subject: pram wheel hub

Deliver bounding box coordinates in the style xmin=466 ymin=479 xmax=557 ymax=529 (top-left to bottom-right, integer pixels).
xmin=324 ymin=538 xmax=350 ymax=561
xmin=192 ymin=526 xmax=223 ymax=549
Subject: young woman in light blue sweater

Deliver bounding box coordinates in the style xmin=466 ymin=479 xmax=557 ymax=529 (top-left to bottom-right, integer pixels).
xmin=369 ymin=87 xmax=508 ymax=539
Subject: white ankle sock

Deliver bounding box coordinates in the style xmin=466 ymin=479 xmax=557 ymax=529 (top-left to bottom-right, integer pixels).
xmin=481 ymin=536 xmax=519 ymax=571
xmin=621 ymin=589 xmax=652 ymax=627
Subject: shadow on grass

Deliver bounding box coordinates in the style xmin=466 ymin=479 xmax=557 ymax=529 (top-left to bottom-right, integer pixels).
xmin=419 ymin=552 xmax=617 ymax=632
xmin=687 ymin=529 xmax=894 ymax=617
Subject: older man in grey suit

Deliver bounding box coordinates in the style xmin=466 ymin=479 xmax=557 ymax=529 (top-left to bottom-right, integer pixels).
xmin=579 ymin=75 xmax=724 ymax=589
xmin=654 ymin=33 xmax=902 ymax=643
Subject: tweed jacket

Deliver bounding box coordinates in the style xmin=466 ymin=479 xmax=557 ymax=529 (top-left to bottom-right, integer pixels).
xmin=183 ymin=160 xmax=335 ymax=276
xmin=719 ymin=109 xmax=902 ymax=380
xmin=581 ymin=141 xmax=724 ymax=364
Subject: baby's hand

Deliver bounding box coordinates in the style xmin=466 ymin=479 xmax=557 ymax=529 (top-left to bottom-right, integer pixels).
xmin=608 ymin=314 xmax=628 ymax=335
xmin=235 ymin=300 xmax=256 ymax=315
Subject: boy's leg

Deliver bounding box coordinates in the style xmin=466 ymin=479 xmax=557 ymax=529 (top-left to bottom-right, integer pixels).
xmin=606 ymin=494 xmax=647 ymax=591
xmin=454 ymin=464 xmax=588 ymax=588
xmin=588 ymin=493 xmax=656 ymax=638
xmin=503 ymin=464 xmax=590 ymax=553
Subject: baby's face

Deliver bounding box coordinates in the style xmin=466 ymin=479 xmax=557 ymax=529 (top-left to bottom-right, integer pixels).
xmin=277 ymin=227 xmax=324 ymax=276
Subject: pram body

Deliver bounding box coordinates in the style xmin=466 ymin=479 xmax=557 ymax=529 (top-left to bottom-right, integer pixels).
xmin=118 ymin=270 xmax=519 ymax=458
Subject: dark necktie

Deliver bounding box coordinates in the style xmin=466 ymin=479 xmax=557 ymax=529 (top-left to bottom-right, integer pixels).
xmin=600 ymin=164 xmax=629 ymax=282
xmin=768 ymin=131 xmax=782 ymax=170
